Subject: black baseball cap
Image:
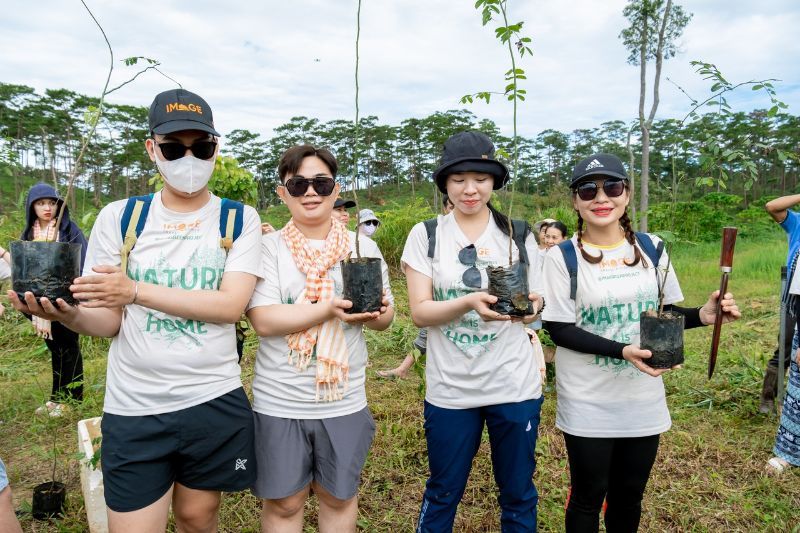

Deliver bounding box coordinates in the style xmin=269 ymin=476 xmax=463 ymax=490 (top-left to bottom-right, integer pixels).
xmin=431 ymin=131 xmax=509 ymax=193
xmin=149 ymin=88 xmax=221 ymax=137
xmin=570 ymin=153 xmax=628 ymax=188
xmin=333 ymin=198 xmax=356 ymax=209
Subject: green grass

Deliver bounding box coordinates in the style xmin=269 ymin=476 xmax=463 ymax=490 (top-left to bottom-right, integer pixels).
xmin=1 ymin=212 xmax=798 ymax=531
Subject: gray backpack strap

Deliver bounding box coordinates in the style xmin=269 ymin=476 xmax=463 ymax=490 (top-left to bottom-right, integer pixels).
xmin=423 ymin=218 xmax=438 ymax=259
xmin=511 ymin=219 xmax=531 ymax=265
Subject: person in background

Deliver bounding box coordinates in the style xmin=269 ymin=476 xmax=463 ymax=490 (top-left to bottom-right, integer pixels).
xmin=758 ymin=195 xmax=800 ymax=415
xmin=544 ymin=220 xmax=569 ymax=249
xmin=333 ymin=197 xmax=356 ymax=227
xmin=543 ymin=153 xmax=740 ymax=532
xmin=0 ymin=458 xmax=22 ymax=533
xmin=357 ymin=208 xmax=381 ymax=238
xmin=0 ymin=183 xmax=88 ymax=417
xmin=534 ymin=219 xmax=555 ymax=250
xmin=764 ymin=193 xmax=800 ymax=473
xmin=376 ymin=194 xmax=454 ymax=380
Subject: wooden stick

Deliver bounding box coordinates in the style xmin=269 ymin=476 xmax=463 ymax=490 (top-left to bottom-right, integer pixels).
xmin=708 ymin=227 xmax=737 ymax=379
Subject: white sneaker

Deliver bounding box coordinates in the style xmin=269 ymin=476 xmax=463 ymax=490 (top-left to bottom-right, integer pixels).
xmin=766 ymin=457 xmax=791 ymax=475
xmin=47 ymin=402 xmax=67 ymax=418
xmin=35 ymin=401 xmax=57 ymax=415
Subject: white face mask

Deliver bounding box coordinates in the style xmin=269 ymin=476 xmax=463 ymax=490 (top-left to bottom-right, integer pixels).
xmin=361 ymin=223 xmax=377 ymax=237
xmin=154 ymin=152 xmax=215 ymax=194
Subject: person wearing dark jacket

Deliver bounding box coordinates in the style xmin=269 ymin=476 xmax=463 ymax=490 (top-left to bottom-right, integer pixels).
xmin=0 ymin=183 xmax=88 ymax=416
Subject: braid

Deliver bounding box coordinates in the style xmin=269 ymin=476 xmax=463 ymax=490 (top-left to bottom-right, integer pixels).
xmin=576 ymin=213 xmax=602 ymax=264
xmin=620 ymin=210 xmax=646 ymax=267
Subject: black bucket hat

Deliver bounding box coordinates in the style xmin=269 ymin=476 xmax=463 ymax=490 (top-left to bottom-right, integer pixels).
xmin=570 ymin=153 xmax=629 ymax=188
xmin=432 ymin=131 xmax=509 ymax=193
xmin=149 ymin=88 xmax=221 ymax=137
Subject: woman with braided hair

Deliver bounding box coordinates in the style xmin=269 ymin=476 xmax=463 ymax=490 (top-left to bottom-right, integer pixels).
xmin=542 ymin=153 xmax=741 ymax=532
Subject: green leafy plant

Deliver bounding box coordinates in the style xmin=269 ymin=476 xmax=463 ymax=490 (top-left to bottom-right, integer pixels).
xmin=51 ymin=0 xmax=175 ymax=235
xmin=669 ymin=61 xmax=797 ymax=193
xmin=461 ymin=0 xmax=533 ymax=263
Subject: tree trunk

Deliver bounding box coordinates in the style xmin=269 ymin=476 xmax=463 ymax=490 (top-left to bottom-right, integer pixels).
xmin=627 ymin=125 xmax=638 ymax=228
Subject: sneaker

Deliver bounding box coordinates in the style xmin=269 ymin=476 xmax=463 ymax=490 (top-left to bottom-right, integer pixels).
xmin=766 ymin=456 xmax=791 ymax=475
xmin=47 ymin=402 xmax=67 ymax=418
xmin=35 ymin=401 xmax=57 ymax=415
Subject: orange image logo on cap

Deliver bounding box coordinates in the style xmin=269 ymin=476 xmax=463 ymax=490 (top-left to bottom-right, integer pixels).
xmin=165 ymin=103 xmax=203 ymax=114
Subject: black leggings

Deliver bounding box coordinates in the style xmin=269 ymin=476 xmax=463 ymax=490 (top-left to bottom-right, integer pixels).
xmin=563 ymin=432 xmax=660 ymax=533
xmin=43 ymin=320 xmax=83 ymax=402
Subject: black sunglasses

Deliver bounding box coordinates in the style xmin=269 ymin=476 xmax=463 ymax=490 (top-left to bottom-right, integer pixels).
xmin=459 ymin=244 xmax=482 ymax=289
xmin=283 ymin=176 xmax=336 ymax=197
xmin=574 ymin=179 xmax=627 ymax=201
xmin=363 ymin=220 xmax=379 ymax=227
xmin=156 ymin=140 xmax=217 ymax=161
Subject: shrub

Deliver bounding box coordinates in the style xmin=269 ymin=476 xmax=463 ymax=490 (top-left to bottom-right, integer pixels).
xmin=372 ymin=197 xmax=435 ymax=269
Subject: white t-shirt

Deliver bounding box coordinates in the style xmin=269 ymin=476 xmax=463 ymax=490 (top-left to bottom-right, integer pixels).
xmin=83 ymin=192 xmax=263 ymax=416
xmin=401 ymin=212 xmax=543 ymax=410
xmin=248 ymin=230 xmax=393 ymax=419
xmin=542 ymin=234 xmax=683 ymax=438
xmin=0 ymin=260 xmax=10 ymax=281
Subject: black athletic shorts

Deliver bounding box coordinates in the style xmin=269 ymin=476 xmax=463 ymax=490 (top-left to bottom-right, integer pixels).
xmin=101 ymin=387 xmax=256 ymax=512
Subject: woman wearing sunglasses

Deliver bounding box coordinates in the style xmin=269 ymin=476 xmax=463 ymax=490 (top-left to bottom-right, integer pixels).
xmin=246 ymin=145 xmax=394 ymax=532
xmin=402 ymin=131 xmax=544 ymax=532
xmin=542 ymin=153 xmax=741 ymax=532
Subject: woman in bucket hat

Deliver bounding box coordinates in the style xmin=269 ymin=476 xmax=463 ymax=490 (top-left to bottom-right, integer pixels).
xmin=401 ymin=131 xmax=545 ymax=531
xmin=542 ymin=153 xmax=741 ymax=532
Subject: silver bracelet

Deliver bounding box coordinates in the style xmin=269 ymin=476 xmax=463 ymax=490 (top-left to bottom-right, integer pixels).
xmin=131 ymin=281 xmax=139 ymax=305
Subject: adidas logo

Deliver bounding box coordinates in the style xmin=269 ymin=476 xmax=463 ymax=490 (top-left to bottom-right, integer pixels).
xmin=585 ymin=159 xmax=604 ymax=171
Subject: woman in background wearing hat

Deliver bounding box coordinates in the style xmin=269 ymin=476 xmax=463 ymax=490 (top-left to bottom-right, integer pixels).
xmin=401 ymin=131 xmax=544 ymax=532
xmin=542 ymin=153 xmax=741 ymax=532
xmin=357 ymin=208 xmax=381 ymax=237
xmin=333 ymin=197 xmax=356 ymax=227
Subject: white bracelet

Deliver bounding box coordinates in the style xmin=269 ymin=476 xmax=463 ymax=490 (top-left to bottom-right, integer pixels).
xmin=131 ymin=281 xmax=139 ymax=305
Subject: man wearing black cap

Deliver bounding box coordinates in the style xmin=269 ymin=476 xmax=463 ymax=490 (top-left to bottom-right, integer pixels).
xmin=332 ymin=197 xmax=356 ymax=226
xmin=9 ymin=89 xmax=263 ymax=531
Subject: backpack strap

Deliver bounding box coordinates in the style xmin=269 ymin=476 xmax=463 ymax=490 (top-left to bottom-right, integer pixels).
xmin=511 ymin=219 xmax=531 ymax=265
xmin=423 ymin=218 xmax=438 ymax=259
xmin=558 ymin=240 xmax=579 ymax=300
xmin=219 ymin=198 xmax=244 ymax=254
xmin=634 ymin=232 xmax=664 ymax=268
xmin=120 ymin=194 xmax=153 ymax=276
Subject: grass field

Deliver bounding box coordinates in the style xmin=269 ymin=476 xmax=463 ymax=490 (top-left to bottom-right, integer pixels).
xmin=1 ymin=231 xmax=799 ymax=532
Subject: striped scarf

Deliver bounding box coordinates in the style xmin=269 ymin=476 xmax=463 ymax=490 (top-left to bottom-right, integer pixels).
xmin=31 ymin=219 xmax=59 ymax=339
xmin=33 ymin=219 xmax=58 ymax=242
xmin=282 ymin=218 xmax=351 ymax=401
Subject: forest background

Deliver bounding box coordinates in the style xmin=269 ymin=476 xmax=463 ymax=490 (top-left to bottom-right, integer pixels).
xmin=2 ymin=0 xmax=800 ymax=529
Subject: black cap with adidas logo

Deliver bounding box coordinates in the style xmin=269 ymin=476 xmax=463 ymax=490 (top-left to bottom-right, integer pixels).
xmin=570 ymin=153 xmax=629 ymax=188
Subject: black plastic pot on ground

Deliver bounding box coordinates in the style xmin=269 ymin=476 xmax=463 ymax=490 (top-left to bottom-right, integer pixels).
xmin=10 ymin=241 xmax=81 ymax=305
xmin=31 ymin=481 xmax=66 ymax=520
xmin=342 ymin=257 xmax=382 ymax=314
xmin=640 ymin=312 xmax=685 ymax=369
xmin=487 ymin=263 xmax=532 ymax=317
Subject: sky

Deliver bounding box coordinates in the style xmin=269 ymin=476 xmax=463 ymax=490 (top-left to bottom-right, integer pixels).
xmin=1 ymin=0 xmax=798 ymax=142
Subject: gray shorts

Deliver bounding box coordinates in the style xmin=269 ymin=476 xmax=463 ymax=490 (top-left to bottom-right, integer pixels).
xmin=252 ymin=408 xmax=376 ymax=501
